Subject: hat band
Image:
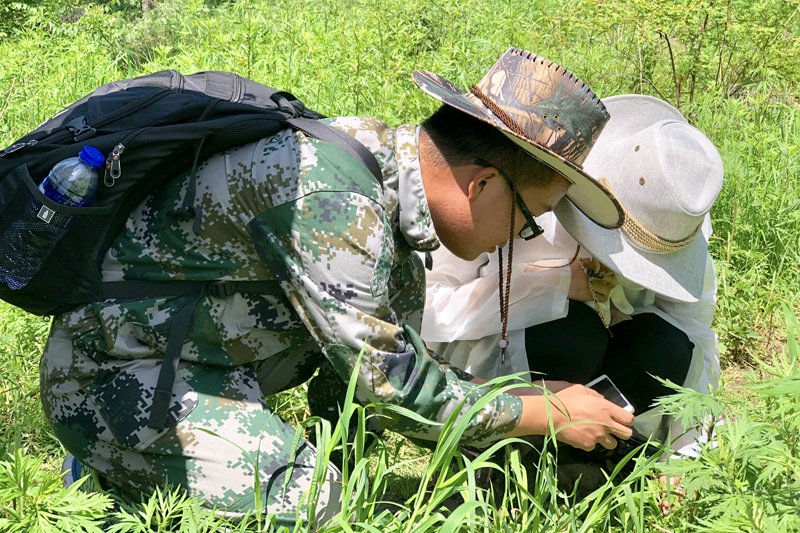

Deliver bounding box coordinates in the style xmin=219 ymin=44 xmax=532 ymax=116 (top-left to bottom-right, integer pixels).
xmin=600 ymin=178 xmax=700 ymax=254
xmin=469 ymin=85 xmax=531 ymax=140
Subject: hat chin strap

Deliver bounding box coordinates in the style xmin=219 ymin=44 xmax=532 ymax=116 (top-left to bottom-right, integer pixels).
xmin=599 ymin=178 xmax=700 ymax=254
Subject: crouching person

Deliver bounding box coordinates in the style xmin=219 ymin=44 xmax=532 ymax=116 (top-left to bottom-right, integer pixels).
xmin=40 ymin=48 xmax=632 ymax=525
xmin=423 ymin=95 xmax=723 ymax=462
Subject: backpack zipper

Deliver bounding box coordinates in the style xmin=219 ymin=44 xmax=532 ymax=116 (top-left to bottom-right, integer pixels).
xmin=103 ymin=143 xmax=126 ymax=187
xmin=0 ymin=139 xmax=38 ymax=158
xmin=72 ymin=88 xmax=173 ymax=139
xmin=101 ymin=125 xmax=156 ymax=187
xmin=3 ymin=88 xmax=174 ymax=157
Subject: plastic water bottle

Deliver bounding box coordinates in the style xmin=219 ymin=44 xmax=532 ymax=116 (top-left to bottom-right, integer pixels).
xmin=38 ymin=145 xmax=104 ymax=209
xmin=0 ymin=145 xmax=104 ymax=290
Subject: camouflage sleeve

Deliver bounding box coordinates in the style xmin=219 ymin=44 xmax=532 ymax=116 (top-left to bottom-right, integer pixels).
xmin=426 ymin=346 xmax=475 ymax=382
xmin=246 ymin=142 xmax=521 ymax=446
xmin=384 ymin=248 xmax=476 ymax=382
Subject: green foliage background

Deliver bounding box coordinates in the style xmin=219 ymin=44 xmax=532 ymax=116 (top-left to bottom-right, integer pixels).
xmin=0 ymin=0 xmax=799 ymax=530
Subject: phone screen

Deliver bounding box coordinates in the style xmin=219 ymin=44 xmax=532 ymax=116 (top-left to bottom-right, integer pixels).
xmin=586 ymin=375 xmax=635 ymax=413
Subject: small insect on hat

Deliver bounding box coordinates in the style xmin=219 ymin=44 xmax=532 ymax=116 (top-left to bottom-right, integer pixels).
xmin=412 ymin=47 xmax=624 ymax=229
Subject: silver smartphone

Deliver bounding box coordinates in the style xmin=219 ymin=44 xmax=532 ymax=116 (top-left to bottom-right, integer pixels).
xmin=586 ymin=374 xmax=635 ymax=414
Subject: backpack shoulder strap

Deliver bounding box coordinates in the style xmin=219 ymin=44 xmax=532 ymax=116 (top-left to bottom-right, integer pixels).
xmin=286 ymin=117 xmax=383 ymax=186
xmin=103 ymin=280 xmax=283 ymax=429
xmin=176 ymin=116 xmax=385 ymax=235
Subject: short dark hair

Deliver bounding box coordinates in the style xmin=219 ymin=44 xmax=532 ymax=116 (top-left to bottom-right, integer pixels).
xmin=421 ymin=105 xmax=555 ymax=189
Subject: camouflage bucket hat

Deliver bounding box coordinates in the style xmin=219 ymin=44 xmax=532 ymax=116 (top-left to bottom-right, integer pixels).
xmin=413 ymin=47 xmax=624 ymax=229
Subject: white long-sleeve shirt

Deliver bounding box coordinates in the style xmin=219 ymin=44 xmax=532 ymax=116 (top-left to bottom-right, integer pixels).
xmin=422 ymin=212 xmax=720 ymax=450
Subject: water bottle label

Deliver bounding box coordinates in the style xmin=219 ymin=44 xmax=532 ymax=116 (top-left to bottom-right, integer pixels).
xmin=39 ymin=177 xmax=84 ymax=207
xmin=37 ymin=205 xmax=56 ymax=223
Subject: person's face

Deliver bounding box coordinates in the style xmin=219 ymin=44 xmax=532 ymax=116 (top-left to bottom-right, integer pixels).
xmin=430 ymin=162 xmax=571 ymax=260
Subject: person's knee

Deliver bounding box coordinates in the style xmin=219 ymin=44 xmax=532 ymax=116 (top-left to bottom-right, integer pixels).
xmin=605 ymin=313 xmax=695 ymax=412
xmin=299 ymin=463 xmax=343 ymax=527
xmin=525 ymin=300 xmax=608 ymax=382
xmin=627 ymin=314 xmax=694 ymax=382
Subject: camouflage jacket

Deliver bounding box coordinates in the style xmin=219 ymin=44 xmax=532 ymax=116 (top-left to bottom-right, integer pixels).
xmin=55 ymin=117 xmax=522 ymax=445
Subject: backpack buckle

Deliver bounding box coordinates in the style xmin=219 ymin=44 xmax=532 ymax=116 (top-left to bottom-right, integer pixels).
xmin=206 ymin=281 xmax=237 ymax=298
xmin=270 ymin=91 xmax=301 ymax=116
xmin=66 ymin=116 xmax=97 ymax=141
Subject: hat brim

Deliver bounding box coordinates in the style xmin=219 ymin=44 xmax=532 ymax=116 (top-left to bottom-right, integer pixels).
xmin=553 ymin=94 xmax=710 ymax=302
xmin=412 ymin=70 xmax=623 ymax=229
xmin=554 ymin=198 xmax=709 ymax=302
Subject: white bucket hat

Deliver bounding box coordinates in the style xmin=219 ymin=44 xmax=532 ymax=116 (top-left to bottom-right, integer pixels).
xmin=553 ymin=94 xmax=723 ymax=302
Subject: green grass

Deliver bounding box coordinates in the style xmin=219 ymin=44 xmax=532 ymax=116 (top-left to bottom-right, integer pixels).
xmin=1 ymin=0 xmax=799 ymax=530
xmin=0 ymin=303 xmax=54 ymax=462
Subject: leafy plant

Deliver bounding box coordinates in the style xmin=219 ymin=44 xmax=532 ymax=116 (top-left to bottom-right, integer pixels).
xmin=659 ymin=304 xmax=800 ymax=531
xmin=554 ymin=0 xmax=800 ymax=104
xmin=0 ymin=448 xmax=113 ymax=532
xmin=0 ymin=0 xmax=798 ymax=530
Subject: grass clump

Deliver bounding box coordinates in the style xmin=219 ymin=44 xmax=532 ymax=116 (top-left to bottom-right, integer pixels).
xmin=0 ymin=448 xmax=114 ymax=532
xmin=658 ymin=305 xmax=800 ymax=532
xmin=0 ymin=0 xmax=799 ymax=530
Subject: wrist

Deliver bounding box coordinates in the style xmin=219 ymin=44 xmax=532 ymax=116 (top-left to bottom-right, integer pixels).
xmin=507 ymin=395 xmax=553 ymax=437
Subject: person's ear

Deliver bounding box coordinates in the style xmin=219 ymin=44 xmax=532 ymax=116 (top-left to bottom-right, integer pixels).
xmin=466 ymin=165 xmax=499 ymax=203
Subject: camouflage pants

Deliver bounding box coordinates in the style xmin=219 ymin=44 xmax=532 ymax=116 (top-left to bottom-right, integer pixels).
xmin=40 ymin=325 xmax=342 ymax=526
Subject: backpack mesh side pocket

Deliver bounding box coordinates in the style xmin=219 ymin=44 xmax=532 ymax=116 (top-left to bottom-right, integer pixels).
xmin=0 ymin=164 xmax=110 ymax=294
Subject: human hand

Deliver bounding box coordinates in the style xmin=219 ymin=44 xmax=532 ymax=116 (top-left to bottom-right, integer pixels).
xmin=545 ymin=384 xmax=634 ymax=451
xmin=568 ymin=258 xmax=617 ymax=303
xmin=568 ymin=260 xmax=592 ymax=301
xmin=506 ymin=379 xmax=572 ymax=396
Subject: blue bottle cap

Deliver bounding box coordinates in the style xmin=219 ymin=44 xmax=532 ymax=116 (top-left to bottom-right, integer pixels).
xmin=78 ymin=145 xmax=105 ymax=169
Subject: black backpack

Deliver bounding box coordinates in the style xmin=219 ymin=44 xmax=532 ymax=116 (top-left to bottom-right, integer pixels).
xmin=0 ymin=70 xmax=382 ymax=316
xmin=0 ymin=70 xmax=383 ymax=429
